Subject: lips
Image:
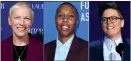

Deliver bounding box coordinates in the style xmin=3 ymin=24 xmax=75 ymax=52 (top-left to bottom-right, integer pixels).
xmin=17 ymin=27 xmax=26 ymax=31
xmin=107 ymin=26 xmax=114 ymax=30
xmin=61 ymin=25 xmax=69 ymax=31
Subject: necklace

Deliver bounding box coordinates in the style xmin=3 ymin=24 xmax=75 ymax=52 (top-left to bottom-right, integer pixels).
xmin=14 ymin=46 xmax=26 ymax=61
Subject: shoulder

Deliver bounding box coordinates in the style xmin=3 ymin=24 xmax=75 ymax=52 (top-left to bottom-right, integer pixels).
xmin=124 ymin=38 xmax=130 ymax=44
xmin=30 ymin=36 xmax=43 ymax=44
xmin=122 ymin=37 xmax=130 ymax=47
xmin=1 ymin=36 xmax=13 ymax=46
xmin=45 ymin=40 xmax=56 ymax=47
xmin=29 ymin=36 xmax=44 ymax=49
xmin=90 ymin=40 xmax=103 ymax=48
xmin=75 ymin=36 xmax=88 ymax=46
xmin=1 ymin=36 xmax=13 ymax=54
xmin=73 ymin=36 xmax=88 ymax=50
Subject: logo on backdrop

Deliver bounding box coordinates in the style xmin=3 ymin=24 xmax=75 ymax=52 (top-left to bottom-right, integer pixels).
xmin=0 ymin=3 xmax=44 ymax=9
xmin=80 ymin=1 xmax=89 ymax=22
xmin=29 ymin=28 xmax=43 ymax=35
xmin=1 ymin=3 xmax=4 ymax=9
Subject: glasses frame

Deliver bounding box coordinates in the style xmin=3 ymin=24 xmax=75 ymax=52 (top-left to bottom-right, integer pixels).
xmin=101 ymin=16 xmax=122 ymax=24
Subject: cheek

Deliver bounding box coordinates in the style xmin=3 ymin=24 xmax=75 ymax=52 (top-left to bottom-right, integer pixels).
xmin=56 ymin=20 xmax=62 ymax=26
xmin=69 ymin=20 xmax=76 ymax=29
xmin=115 ymin=23 xmax=122 ymax=31
xmin=10 ymin=17 xmax=20 ymax=26
xmin=10 ymin=20 xmax=19 ymax=26
xmin=25 ymin=21 xmax=32 ymax=28
xmin=102 ymin=25 xmax=107 ymax=31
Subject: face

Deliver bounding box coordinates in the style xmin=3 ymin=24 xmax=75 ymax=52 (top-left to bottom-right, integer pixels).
xmin=102 ymin=9 xmax=124 ymax=37
xmin=8 ymin=6 xmax=33 ymax=37
xmin=56 ymin=4 xmax=77 ymax=37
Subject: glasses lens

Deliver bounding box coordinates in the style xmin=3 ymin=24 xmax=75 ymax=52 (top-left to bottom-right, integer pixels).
xmin=110 ymin=16 xmax=117 ymax=23
xmin=102 ymin=16 xmax=121 ymax=24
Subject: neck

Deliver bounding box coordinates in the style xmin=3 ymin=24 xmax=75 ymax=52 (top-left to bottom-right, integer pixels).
xmin=13 ymin=34 xmax=29 ymax=46
xmin=58 ymin=34 xmax=74 ymax=44
xmin=106 ymin=32 xmax=121 ymax=41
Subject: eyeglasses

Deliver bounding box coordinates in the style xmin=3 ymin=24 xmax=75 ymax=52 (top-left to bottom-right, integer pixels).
xmin=101 ymin=16 xmax=122 ymax=24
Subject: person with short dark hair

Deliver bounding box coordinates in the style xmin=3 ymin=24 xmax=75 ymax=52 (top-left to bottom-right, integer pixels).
xmin=90 ymin=2 xmax=130 ymax=61
xmin=45 ymin=2 xmax=88 ymax=61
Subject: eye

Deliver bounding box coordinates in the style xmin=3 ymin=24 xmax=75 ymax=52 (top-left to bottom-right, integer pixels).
xmin=14 ymin=16 xmax=20 ymax=19
xmin=102 ymin=18 xmax=107 ymax=22
xmin=25 ymin=17 xmax=31 ymax=21
xmin=57 ymin=14 xmax=64 ymax=18
xmin=110 ymin=16 xmax=117 ymax=20
xmin=69 ymin=14 xmax=74 ymax=18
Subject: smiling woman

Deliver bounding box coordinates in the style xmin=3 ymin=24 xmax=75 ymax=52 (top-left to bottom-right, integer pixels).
xmin=89 ymin=2 xmax=130 ymax=61
xmin=1 ymin=2 xmax=44 ymax=61
xmin=45 ymin=2 xmax=88 ymax=61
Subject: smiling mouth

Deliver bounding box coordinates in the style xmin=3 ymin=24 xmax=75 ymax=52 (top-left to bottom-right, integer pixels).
xmin=61 ymin=25 xmax=69 ymax=31
xmin=17 ymin=27 xmax=26 ymax=31
xmin=107 ymin=26 xmax=114 ymax=30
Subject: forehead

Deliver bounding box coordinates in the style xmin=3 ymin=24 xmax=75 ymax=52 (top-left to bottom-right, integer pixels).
xmin=102 ymin=8 xmax=119 ymax=17
xmin=58 ymin=4 xmax=76 ymax=13
xmin=11 ymin=6 xmax=32 ymax=16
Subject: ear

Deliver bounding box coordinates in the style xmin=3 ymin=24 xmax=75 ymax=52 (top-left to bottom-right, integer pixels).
xmin=121 ymin=19 xmax=124 ymax=27
xmin=30 ymin=19 xmax=33 ymax=27
xmin=8 ymin=16 xmax=12 ymax=26
xmin=75 ymin=20 xmax=78 ymax=27
xmin=76 ymin=20 xmax=78 ymax=25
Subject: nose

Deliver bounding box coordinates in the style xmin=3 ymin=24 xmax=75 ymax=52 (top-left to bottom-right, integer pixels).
xmin=107 ymin=18 xmax=112 ymax=24
xmin=19 ymin=18 xmax=25 ymax=26
xmin=63 ymin=15 xmax=68 ymax=22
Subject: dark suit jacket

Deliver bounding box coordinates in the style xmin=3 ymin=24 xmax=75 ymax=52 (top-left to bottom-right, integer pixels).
xmin=1 ymin=36 xmax=44 ymax=61
xmin=90 ymin=36 xmax=130 ymax=61
xmin=45 ymin=36 xmax=88 ymax=61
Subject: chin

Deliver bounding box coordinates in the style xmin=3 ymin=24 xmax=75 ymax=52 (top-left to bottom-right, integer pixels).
xmin=60 ymin=32 xmax=69 ymax=37
xmin=106 ymin=33 xmax=116 ymax=37
xmin=15 ymin=33 xmax=27 ymax=37
xmin=61 ymin=33 xmax=74 ymax=37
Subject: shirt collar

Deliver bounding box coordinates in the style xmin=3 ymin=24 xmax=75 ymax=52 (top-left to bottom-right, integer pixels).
xmin=56 ymin=35 xmax=74 ymax=49
xmin=104 ymin=35 xmax=123 ymax=50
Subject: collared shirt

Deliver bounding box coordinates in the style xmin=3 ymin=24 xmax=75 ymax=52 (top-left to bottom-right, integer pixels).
xmin=103 ymin=36 xmax=123 ymax=61
xmin=54 ymin=35 xmax=74 ymax=61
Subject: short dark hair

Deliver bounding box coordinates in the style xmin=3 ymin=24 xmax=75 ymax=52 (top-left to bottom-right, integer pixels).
xmin=99 ymin=2 xmax=124 ymax=19
xmin=55 ymin=2 xmax=79 ymax=20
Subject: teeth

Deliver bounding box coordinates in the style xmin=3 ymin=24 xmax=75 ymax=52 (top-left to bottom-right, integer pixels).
xmin=108 ymin=27 xmax=113 ymax=29
xmin=18 ymin=27 xmax=25 ymax=30
xmin=62 ymin=26 xmax=68 ymax=29
xmin=107 ymin=26 xmax=114 ymax=30
xmin=61 ymin=25 xmax=69 ymax=31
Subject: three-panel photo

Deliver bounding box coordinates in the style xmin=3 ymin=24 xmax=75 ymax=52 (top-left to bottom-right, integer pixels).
xmin=1 ymin=1 xmax=130 ymax=61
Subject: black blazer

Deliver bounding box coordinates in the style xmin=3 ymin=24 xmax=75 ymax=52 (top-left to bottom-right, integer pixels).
xmin=90 ymin=36 xmax=130 ymax=61
xmin=45 ymin=36 xmax=88 ymax=61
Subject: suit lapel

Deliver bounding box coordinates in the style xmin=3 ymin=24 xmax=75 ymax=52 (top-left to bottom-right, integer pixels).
xmin=98 ymin=39 xmax=104 ymax=61
xmin=26 ymin=36 xmax=33 ymax=61
xmin=8 ymin=36 xmax=14 ymax=61
xmin=26 ymin=36 xmax=38 ymax=61
xmin=45 ymin=40 xmax=56 ymax=61
xmin=101 ymin=40 xmax=104 ymax=60
xmin=66 ymin=36 xmax=81 ymax=61
xmin=48 ymin=41 xmax=56 ymax=61
xmin=122 ymin=36 xmax=130 ymax=61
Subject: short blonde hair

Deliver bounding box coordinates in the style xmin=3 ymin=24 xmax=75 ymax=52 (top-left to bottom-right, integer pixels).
xmin=9 ymin=2 xmax=34 ymax=19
